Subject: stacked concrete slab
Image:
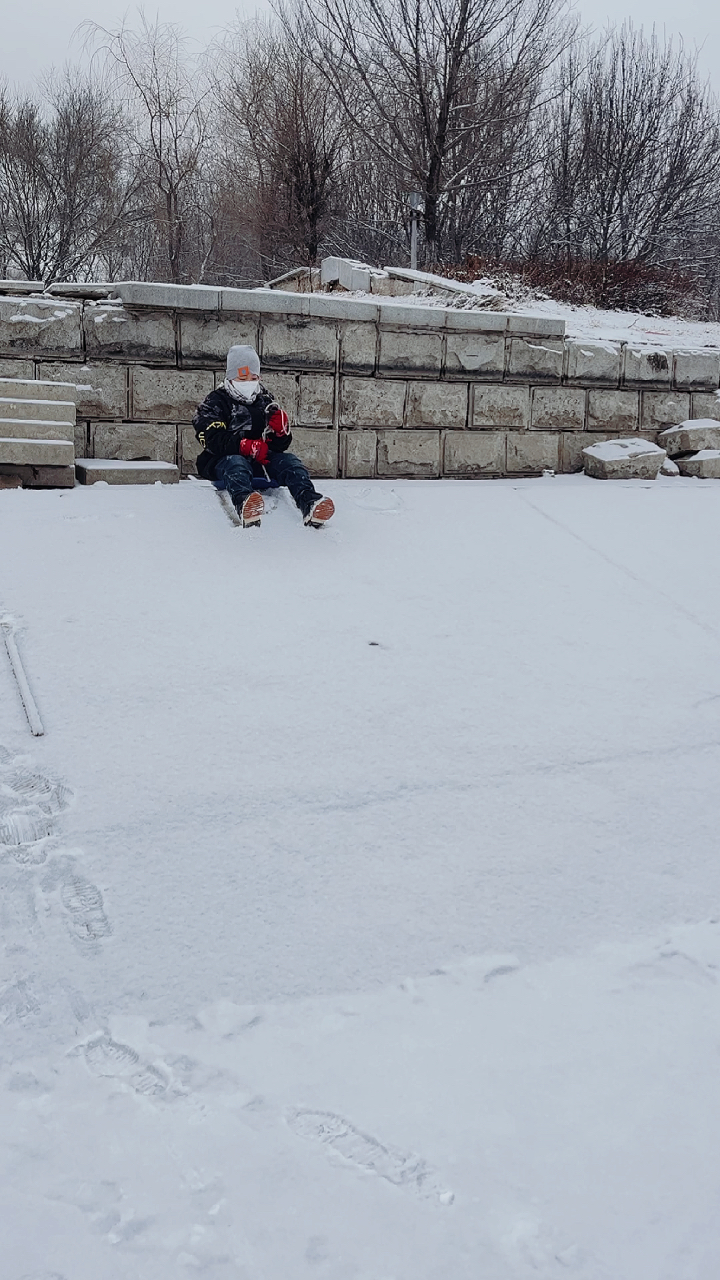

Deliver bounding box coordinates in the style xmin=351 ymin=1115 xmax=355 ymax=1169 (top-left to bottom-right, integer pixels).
xmin=658 ymin=419 xmax=720 ymax=478
xmin=0 ymin=281 xmax=719 ymax=479
xmin=0 ymin=377 xmax=76 ymax=487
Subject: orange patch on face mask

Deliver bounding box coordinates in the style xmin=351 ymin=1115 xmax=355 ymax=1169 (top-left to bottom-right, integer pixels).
xmin=235 ymin=366 xmax=253 ymax=380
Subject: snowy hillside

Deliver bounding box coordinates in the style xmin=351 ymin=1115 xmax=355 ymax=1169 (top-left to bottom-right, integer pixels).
xmin=2 ymin=474 xmax=720 ymax=1278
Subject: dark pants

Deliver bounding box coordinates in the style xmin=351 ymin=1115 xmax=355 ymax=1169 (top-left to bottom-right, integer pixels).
xmin=214 ymin=452 xmax=322 ymax=516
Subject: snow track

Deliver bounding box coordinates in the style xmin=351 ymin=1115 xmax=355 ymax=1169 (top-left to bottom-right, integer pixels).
xmin=1 ymin=475 xmax=720 ymax=1277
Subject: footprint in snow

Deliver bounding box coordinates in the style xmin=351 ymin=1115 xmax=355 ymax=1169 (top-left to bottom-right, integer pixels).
xmin=351 ymin=486 xmax=403 ymax=514
xmin=61 ymin=875 xmax=112 ymax=945
xmin=287 ymin=1109 xmax=453 ymax=1204
xmin=81 ymin=1032 xmax=170 ymax=1097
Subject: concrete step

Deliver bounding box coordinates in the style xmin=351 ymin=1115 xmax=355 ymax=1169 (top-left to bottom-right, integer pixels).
xmin=0 ymin=397 xmax=75 ymax=425
xmin=0 ymin=377 xmax=79 ymax=403
xmin=0 ymin=463 xmax=74 ymax=489
xmin=0 ymin=417 xmax=74 ymax=442
xmin=0 ymin=438 xmax=75 ymax=466
xmin=75 ymin=459 xmax=179 ymax=485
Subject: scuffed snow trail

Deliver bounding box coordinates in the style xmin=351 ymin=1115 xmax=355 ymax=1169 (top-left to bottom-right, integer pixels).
xmin=1 ymin=475 xmax=720 ymax=1277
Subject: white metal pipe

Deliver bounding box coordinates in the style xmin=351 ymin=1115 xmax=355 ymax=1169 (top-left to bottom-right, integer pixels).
xmin=2 ymin=621 xmax=45 ymax=737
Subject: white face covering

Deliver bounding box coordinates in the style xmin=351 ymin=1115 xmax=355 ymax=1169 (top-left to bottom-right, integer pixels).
xmin=226 ymin=378 xmax=260 ymax=401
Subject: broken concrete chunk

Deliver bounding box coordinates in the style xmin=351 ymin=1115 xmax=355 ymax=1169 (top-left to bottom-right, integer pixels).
xmin=582 ymin=437 xmax=666 ymax=480
xmin=675 ymin=450 xmax=720 ymax=479
xmin=658 ymin=419 xmax=720 ymax=457
xmin=660 ymin=457 xmax=680 ymax=476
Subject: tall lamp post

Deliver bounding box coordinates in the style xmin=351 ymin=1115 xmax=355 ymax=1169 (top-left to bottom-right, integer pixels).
xmin=409 ymin=192 xmax=422 ymax=271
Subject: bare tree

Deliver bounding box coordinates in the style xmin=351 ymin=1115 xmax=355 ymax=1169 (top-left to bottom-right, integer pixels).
xmin=540 ymin=26 xmax=720 ymax=275
xmin=281 ymin=0 xmax=573 ymax=264
xmin=214 ymin=20 xmax=350 ymax=273
xmin=0 ymin=72 xmax=138 ymax=282
xmin=85 ymin=15 xmax=213 ymax=283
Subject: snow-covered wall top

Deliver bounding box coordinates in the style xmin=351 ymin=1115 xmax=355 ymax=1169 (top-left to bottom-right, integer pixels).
xmin=0 ymin=283 xmax=718 ymax=480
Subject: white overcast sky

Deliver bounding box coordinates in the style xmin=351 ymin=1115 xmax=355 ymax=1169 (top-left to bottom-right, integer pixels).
xmin=0 ymin=0 xmax=718 ymax=89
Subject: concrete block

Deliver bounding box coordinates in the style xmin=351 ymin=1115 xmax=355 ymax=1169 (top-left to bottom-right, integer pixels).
xmin=308 ymin=295 xmax=378 ymax=322
xmin=132 ymin=367 xmax=213 ymax=422
xmin=0 ymin=359 xmax=34 ymax=379
xmin=0 ymin=463 xmax=74 ymax=488
xmin=507 ymin=337 xmax=563 ymax=381
xmin=114 ymin=281 xmax=220 ymax=310
xmin=673 ymin=350 xmax=720 ymax=390
xmin=561 ymin=432 xmax=624 ymax=473
xmin=341 ymin=430 xmax=377 ymax=478
xmin=340 ymin=322 xmax=377 ymax=374
xmin=47 ymin=283 xmax=115 ymax=300
xmin=75 ymin=422 xmax=89 ymax=457
xmin=0 ymin=397 xmax=74 ymax=425
xmin=582 ymin=438 xmax=665 ymax=480
xmin=0 ymin=376 xmax=78 ymax=402
xmin=530 ymin=387 xmax=585 ymax=431
xmin=624 ymin=347 xmax=671 ymax=386
xmin=690 ymin=392 xmax=720 ymax=422
xmin=675 ymin=450 xmax=720 ymax=479
xmin=0 ymin=437 xmax=74 ymax=466
xmin=179 ymin=426 xmax=199 ymax=476
xmin=443 ymin=431 xmax=505 ymax=475
xmin=0 ymin=280 xmax=44 ymax=295
xmin=506 ymin=432 xmax=560 ymax=473
xmin=260 ymin=318 xmax=336 ymax=371
xmin=340 ymin=377 xmax=406 ymax=428
xmin=37 ymin=362 xmax=128 ymax=418
xmin=378 ymin=329 xmax=442 ymax=376
xmin=587 ymin=389 xmax=639 ymax=434
xmin=658 ymin=419 xmax=720 ymax=455
xmin=370 ymin=275 xmax=414 ymax=297
xmin=85 ymin=304 xmax=176 ymax=363
xmin=180 ymin=314 xmax=257 ymax=366
xmin=0 ymin=415 xmax=74 ymax=441
xmin=92 ymin=421 xmax=177 ymax=463
xmin=377 ymin=430 xmax=440 ymax=478
xmin=289 ymin=427 xmax=338 ymax=478
xmin=298 ymin=375 xmax=335 ymax=426
xmin=223 ymin=287 xmax=309 ymax=317
xmin=0 ymin=297 xmax=82 ymax=358
xmin=565 ymin=339 xmax=622 ymax=385
xmin=406 ymin=382 xmax=467 ymax=429
xmin=445 ymin=332 xmax=504 ymax=378
xmin=375 ymin=302 xmax=445 ymax=329
xmin=640 ymin=391 xmax=691 ymax=434
xmin=507 ymin=315 xmax=565 ymax=337
xmin=473 ymin=385 xmax=529 ymax=429
xmin=443 ymin=310 xmax=508 ymax=332
xmin=76 ymin=458 xmax=179 ymax=484
xmin=262 ymin=372 xmax=298 ymax=423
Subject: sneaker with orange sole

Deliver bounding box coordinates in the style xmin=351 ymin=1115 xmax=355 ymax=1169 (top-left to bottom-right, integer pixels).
xmin=240 ymin=491 xmax=264 ymax=527
xmin=304 ymin=496 xmax=335 ymax=528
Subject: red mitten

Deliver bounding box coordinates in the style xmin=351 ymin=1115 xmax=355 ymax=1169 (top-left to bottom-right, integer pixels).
xmin=267 ymin=407 xmax=289 ymax=436
xmin=239 ymin=437 xmax=269 ymax=464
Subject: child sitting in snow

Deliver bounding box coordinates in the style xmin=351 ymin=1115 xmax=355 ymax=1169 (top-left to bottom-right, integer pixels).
xmin=193 ymin=344 xmax=335 ymax=529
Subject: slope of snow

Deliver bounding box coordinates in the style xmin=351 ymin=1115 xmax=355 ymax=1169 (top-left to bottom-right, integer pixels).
xmin=2 ymin=474 xmax=720 ymax=1278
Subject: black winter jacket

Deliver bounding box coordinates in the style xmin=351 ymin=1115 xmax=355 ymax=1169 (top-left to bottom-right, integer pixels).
xmin=193 ymin=384 xmax=292 ymax=480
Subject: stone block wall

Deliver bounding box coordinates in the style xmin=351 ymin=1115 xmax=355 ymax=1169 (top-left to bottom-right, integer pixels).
xmin=1 ymin=283 xmax=718 ymax=479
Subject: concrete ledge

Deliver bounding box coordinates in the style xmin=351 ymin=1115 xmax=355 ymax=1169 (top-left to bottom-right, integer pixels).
xmin=0 ymin=416 xmax=75 ymax=442
xmin=0 ymin=462 xmax=74 ymax=488
xmin=0 ymin=437 xmax=74 ymax=465
xmin=0 ymin=397 xmax=75 ymax=424
xmin=75 ymin=458 xmax=179 ymax=484
xmin=0 ymin=376 xmax=80 ymax=402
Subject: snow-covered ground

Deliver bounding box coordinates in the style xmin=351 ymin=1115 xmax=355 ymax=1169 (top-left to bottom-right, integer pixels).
xmin=2 ymin=473 xmax=720 ymax=1279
